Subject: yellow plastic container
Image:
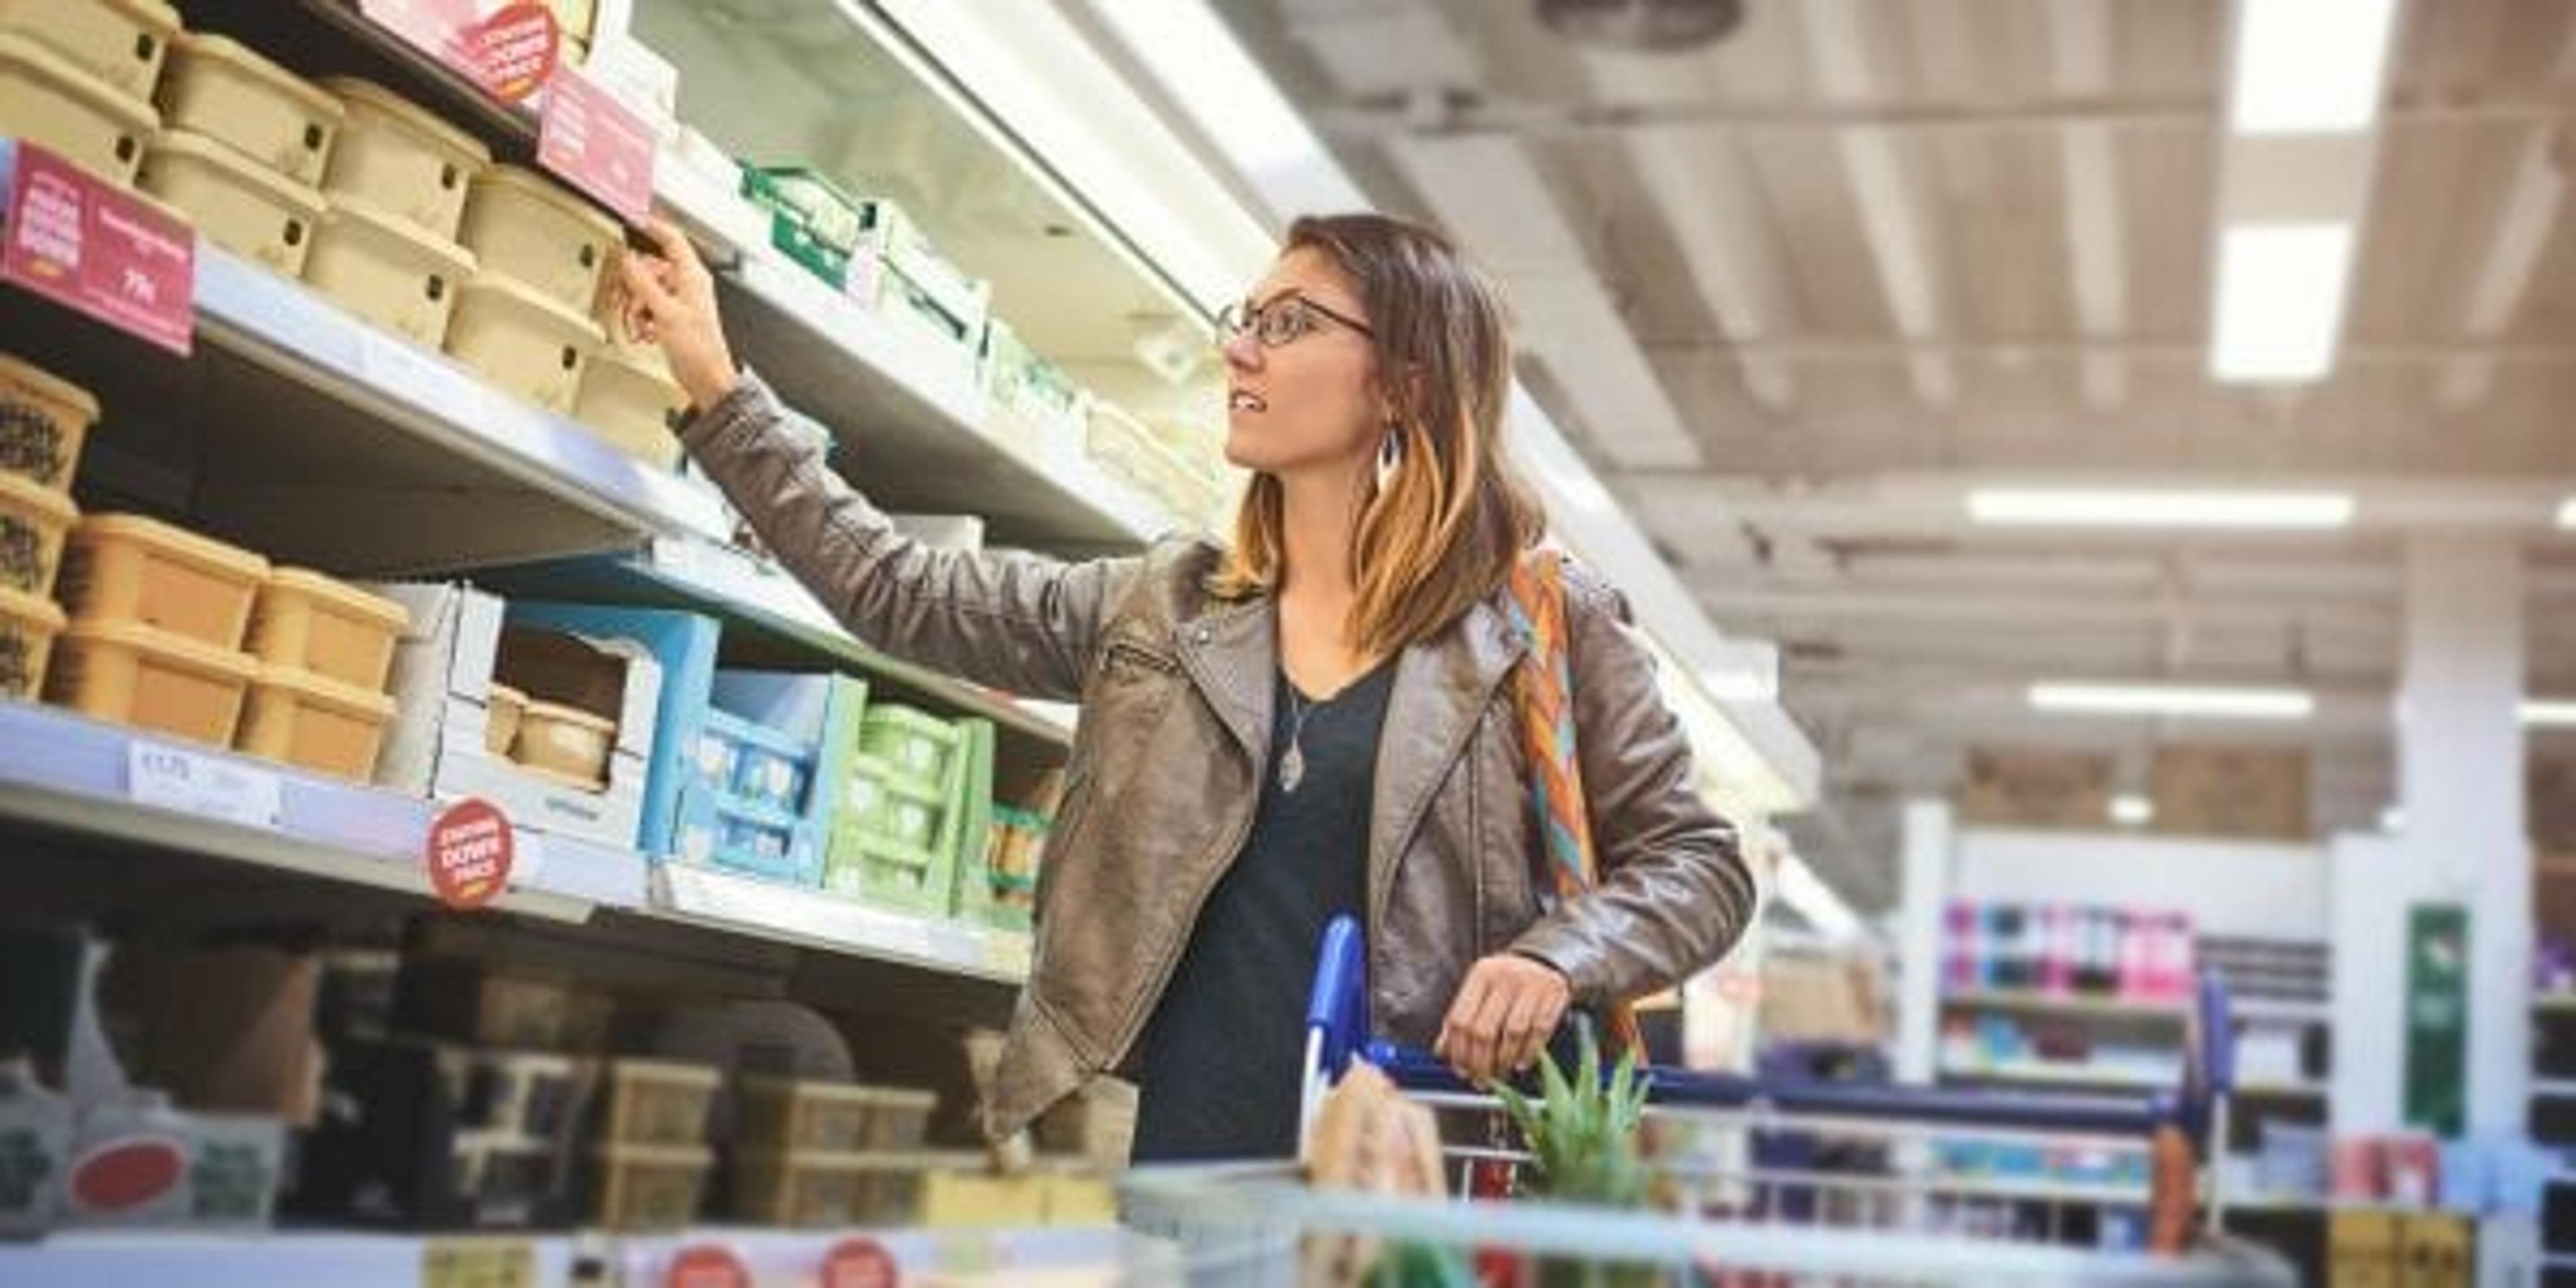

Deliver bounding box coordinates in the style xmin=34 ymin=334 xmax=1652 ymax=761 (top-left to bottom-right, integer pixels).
xmin=138 ymin=130 xmax=325 ymax=276
xmin=485 ymin=682 xmax=527 ymax=756
xmin=0 ymin=33 xmax=156 ymax=187
xmin=592 ymin=1144 xmax=709 ymax=1231
xmin=154 ymin=32 xmax=339 ymax=184
xmin=0 ymin=584 xmax=66 ymax=701
xmin=47 ymin=619 xmax=255 ymax=746
xmin=572 ymin=345 xmax=684 ymax=467
xmin=0 ymin=0 xmax=180 ymax=101
xmin=512 ymin=698 xmax=614 ymax=786
xmin=445 ymin=273 xmax=602 ymax=414
xmin=731 ymin=1151 xmax=912 ymax=1228
xmin=735 ymin=1078 xmax=926 ymax=1155
xmin=237 ymin=664 xmax=394 ymax=782
xmin=0 ymin=471 xmax=78 ymax=598
xmin=0 ymin=354 xmax=100 ymax=493
xmin=320 ymin=77 xmax=490 ymax=241
xmin=247 ymin=568 xmax=408 ymax=691
xmin=302 ymin=195 xmax=476 ymax=348
xmin=459 ymin=166 xmax=619 ymax=313
xmin=56 ymin=513 xmax=270 ymax=651
xmin=597 ymin=1059 xmax=718 ymax=1148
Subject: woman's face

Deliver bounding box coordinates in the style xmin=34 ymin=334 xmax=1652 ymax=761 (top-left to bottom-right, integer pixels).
xmin=1220 ymin=248 xmax=1385 ymax=478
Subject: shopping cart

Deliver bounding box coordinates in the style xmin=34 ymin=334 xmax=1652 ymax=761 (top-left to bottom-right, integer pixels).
xmin=1118 ymin=915 xmax=2296 ymax=1286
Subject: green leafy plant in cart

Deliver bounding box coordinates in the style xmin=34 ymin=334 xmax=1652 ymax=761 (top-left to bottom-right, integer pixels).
xmin=1491 ymin=1028 xmax=1660 ymax=1288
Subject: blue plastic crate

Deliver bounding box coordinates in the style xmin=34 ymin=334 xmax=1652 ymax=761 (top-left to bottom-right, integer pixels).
xmin=676 ymin=785 xmax=824 ymax=885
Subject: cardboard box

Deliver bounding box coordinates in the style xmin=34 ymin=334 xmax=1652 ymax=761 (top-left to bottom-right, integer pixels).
xmin=2332 ymin=1210 xmax=2402 ymax=1288
xmin=1758 ymin=955 xmax=1885 ymax=1044
xmin=1956 ymin=747 xmax=2113 ymax=829
xmin=99 ymin=946 xmax=323 ymax=1128
xmin=2398 ymin=1214 xmax=2474 ymax=1288
xmin=498 ymin=602 xmax=722 ymax=859
xmin=376 ymin=583 xmax=666 ymax=849
xmin=2152 ymin=745 xmax=2310 ymax=841
xmin=677 ymin=671 xmax=868 ymax=885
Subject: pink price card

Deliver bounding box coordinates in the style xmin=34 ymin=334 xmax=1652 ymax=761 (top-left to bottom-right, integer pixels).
xmin=3 ymin=144 xmax=194 ymax=355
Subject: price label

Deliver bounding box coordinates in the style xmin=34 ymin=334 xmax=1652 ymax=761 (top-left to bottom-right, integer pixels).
xmin=822 ymin=1238 xmax=900 ymax=1288
xmin=422 ymin=1238 xmax=536 ymax=1288
xmin=360 ymin=0 xmax=559 ymax=105
xmin=126 ymin=741 xmax=281 ymax=830
xmin=3 ymin=142 xmax=194 ymax=354
xmin=427 ymin=798 xmax=515 ymax=910
xmin=537 ymin=62 xmax=657 ymax=223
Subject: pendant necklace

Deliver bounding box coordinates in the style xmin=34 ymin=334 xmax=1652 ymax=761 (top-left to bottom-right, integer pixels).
xmin=1278 ymin=682 xmax=1316 ymax=792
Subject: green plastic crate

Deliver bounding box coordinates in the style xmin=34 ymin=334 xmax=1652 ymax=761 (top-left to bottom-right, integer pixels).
xmin=859 ymin=705 xmax=964 ymax=794
xmin=824 ymin=828 xmax=950 ymax=916
xmin=837 ymin=754 xmax=948 ymax=849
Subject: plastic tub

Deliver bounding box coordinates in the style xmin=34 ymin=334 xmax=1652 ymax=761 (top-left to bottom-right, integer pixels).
xmin=138 ymin=130 xmax=325 ymax=276
xmin=0 ymin=469 xmax=79 ymax=597
xmin=444 ymin=273 xmax=601 ymax=414
xmin=319 ymin=77 xmax=490 ymax=241
xmin=155 ymin=32 xmax=340 ymax=184
xmin=0 ymin=354 xmax=101 ymax=493
xmin=0 ymin=0 xmax=180 ymax=101
xmin=248 ymin=568 xmax=408 ymax=691
xmin=572 ymin=345 xmax=684 ymax=468
xmin=236 ymin=663 xmax=395 ymax=782
xmin=46 ymin=620 xmax=255 ymax=745
xmin=0 ymin=584 xmax=65 ymax=701
xmin=591 ymin=1144 xmax=709 ymax=1231
xmin=302 ymin=195 xmax=476 ymax=347
xmin=57 ymin=513 xmax=270 ymax=650
xmin=0 ymin=33 xmax=156 ymax=186
xmin=733 ymin=1079 xmax=937 ymax=1155
xmin=859 ymin=704 xmax=962 ymax=792
xmin=485 ymin=682 xmax=527 ymax=756
xmin=597 ymin=1059 xmax=718 ymax=1148
xmin=459 ymin=166 xmax=619 ymax=313
xmin=512 ymin=698 xmax=614 ymax=786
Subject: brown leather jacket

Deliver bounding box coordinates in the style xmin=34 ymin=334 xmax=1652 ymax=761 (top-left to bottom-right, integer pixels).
xmin=682 ymin=380 xmax=1756 ymax=1139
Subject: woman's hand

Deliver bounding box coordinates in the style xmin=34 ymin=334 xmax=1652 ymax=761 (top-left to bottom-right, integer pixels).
xmin=1434 ymin=953 xmax=1572 ymax=1084
xmin=615 ymin=217 xmax=739 ymax=411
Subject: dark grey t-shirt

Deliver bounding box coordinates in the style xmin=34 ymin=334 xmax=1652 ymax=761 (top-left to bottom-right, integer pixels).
xmin=1130 ymin=661 xmax=1396 ymax=1162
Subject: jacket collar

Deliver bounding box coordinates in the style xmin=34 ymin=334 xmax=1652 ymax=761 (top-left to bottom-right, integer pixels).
xmin=1173 ymin=586 xmax=1530 ymax=918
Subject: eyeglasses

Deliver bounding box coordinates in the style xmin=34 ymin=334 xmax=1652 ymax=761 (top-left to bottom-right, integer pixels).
xmin=1215 ymin=292 xmax=1375 ymax=349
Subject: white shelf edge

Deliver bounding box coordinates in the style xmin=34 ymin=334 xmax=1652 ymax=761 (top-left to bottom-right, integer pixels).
xmin=189 ymin=243 xmax=733 ymax=547
xmin=653 ymin=859 xmax=1031 ymax=985
xmin=1937 ymin=1060 xmax=2177 ymax=1092
xmin=1939 ymin=989 xmax=2190 ymax=1022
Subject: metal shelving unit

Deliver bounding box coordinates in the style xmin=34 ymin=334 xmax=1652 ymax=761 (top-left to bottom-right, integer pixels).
xmin=1939 ymin=989 xmax=2191 ymax=1024
xmin=1936 ymin=1060 xmax=2178 ymax=1093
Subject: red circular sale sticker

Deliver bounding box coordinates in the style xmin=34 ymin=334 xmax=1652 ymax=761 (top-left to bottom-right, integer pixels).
xmin=426 ymin=798 xmax=514 ymax=910
xmin=466 ymin=2 xmax=559 ymax=103
xmin=822 ymin=1238 xmax=900 ymax=1288
xmin=665 ymin=1244 xmax=751 ymax=1288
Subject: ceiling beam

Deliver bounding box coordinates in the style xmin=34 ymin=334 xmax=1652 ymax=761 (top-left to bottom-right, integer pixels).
xmin=2440 ymin=123 xmax=2566 ymax=410
xmin=1799 ymin=0 xmax=1957 ymax=409
xmin=2047 ymin=0 xmax=2127 ymax=411
xmin=1628 ymin=128 xmax=1799 ymax=413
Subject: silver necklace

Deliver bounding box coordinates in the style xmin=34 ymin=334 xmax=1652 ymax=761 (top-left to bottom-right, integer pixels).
xmin=1278 ymin=682 xmax=1317 ymax=792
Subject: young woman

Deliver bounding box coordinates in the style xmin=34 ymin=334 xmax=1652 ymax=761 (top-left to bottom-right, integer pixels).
xmin=618 ymin=211 xmax=1755 ymax=1162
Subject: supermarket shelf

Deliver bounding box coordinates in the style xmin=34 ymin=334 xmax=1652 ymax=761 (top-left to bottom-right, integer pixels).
xmin=1938 ymin=1061 xmax=2176 ymax=1093
xmin=2534 ymin=1078 xmax=2576 ymax=1097
xmin=2223 ymin=1193 xmax=2332 ymax=1214
xmin=1920 ymin=1174 xmax=2148 ymax=1208
xmin=0 ymin=1225 xmax=1127 ymax=1287
xmin=2231 ymin=997 xmax=2332 ymax=1024
xmin=2236 ymin=1081 xmax=2330 ymax=1099
xmin=654 ymin=859 xmax=1032 ymax=986
xmin=0 ymin=700 xmax=633 ymax=920
xmin=720 ymin=254 xmax=1171 ymax=553
xmin=1940 ymin=989 xmax=2190 ymax=1023
xmin=494 ymin=539 xmax=1077 ymax=749
xmin=2534 ymin=994 xmax=2576 ymax=1014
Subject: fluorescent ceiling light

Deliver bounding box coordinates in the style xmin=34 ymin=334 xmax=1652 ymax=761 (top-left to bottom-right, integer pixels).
xmin=1772 ymin=852 xmax=1865 ymax=945
xmin=2029 ymin=682 xmax=2317 ymax=720
xmin=2212 ymin=222 xmax=2359 ymax=383
xmin=2526 ymin=700 xmax=2576 ymax=728
xmin=2110 ymin=794 xmax=2154 ymax=827
xmin=1968 ymin=488 xmax=2355 ymax=530
xmin=2380 ymin=805 xmax=2406 ymax=833
xmin=2229 ymin=0 xmax=2402 ymax=136
xmin=2558 ymin=497 xmax=2576 ymax=529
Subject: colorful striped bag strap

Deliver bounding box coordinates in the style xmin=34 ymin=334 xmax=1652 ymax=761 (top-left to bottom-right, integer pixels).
xmin=1504 ymin=547 xmax=1646 ymax=1061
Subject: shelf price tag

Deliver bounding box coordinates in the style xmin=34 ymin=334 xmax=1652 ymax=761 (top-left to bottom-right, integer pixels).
xmin=427 ymin=798 xmax=515 ymax=910
xmin=537 ymin=62 xmax=657 ymax=223
xmin=126 ymin=741 xmax=281 ymax=830
xmin=3 ymin=142 xmax=195 ymax=355
xmin=360 ymin=0 xmax=560 ymax=105
xmin=421 ymin=1237 xmax=535 ymax=1288
xmin=822 ymin=1238 xmax=899 ymax=1288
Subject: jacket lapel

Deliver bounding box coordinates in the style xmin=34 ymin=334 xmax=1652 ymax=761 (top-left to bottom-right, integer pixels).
xmin=1370 ymin=597 xmax=1527 ymax=921
xmin=1173 ymin=594 xmax=1277 ymax=765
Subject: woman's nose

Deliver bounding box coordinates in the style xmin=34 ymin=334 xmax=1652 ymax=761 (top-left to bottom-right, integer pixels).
xmin=1221 ymin=329 xmax=1264 ymax=370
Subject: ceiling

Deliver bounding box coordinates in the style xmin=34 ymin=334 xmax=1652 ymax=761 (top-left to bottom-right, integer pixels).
xmin=1208 ymin=0 xmax=2576 ymax=908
